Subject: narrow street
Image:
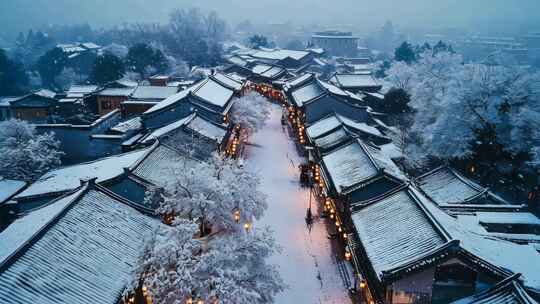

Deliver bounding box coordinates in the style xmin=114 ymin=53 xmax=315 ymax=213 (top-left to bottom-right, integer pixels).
xmin=246 ymin=104 xmax=352 ymax=304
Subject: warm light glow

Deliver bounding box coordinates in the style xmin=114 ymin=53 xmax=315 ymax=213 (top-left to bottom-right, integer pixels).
xmin=197 ymin=299 xmax=204 ymax=304
xmin=335 ymin=221 xmax=340 ymax=227
xmin=186 ymin=298 xmax=193 ymax=304
xmin=345 ymin=251 xmax=352 ymax=260
xmin=244 ymin=222 xmax=251 ymax=232
xmin=343 ymin=233 xmax=348 ymax=239
xmin=338 ymin=226 xmax=342 ymax=232
xmin=360 ymin=280 xmax=366 ymax=289
xmin=233 ymin=210 xmax=241 ymax=223
xmin=330 ymin=213 xmax=335 ymax=219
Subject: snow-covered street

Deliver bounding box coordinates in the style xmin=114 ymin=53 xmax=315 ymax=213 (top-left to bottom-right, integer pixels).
xmin=246 ymin=104 xmax=352 ymax=304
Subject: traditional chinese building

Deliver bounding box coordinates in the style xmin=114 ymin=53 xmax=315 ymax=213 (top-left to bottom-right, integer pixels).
xmin=348 ymin=184 xmax=540 ymax=304
xmin=0 ymin=181 xmax=158 ymax=304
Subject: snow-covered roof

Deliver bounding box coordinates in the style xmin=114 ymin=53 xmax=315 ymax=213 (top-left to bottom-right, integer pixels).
xmin=187 ymin=115 xmax=228 ymax=142
xmin=143 ymin=87 xmax=192 ymax=115
xmin=16 ymin=147 xmax=152 ymax=199
xmin=80 ymin=42 xmax=101 ymax=49
xmin=110 ymin=116 xmax=142 ymax=134
xmin=251 ymin=49 xmax=310 ymax=61
xmin=352 ymin=185 xmax=540 ymax=290
xmin=283 ymin=73 xmax=315 ymax=91
xmin=306 ymin=115 xmax=342 ymax=138
xmin=414 ymin=185 xmax=540 ymax=290
xmin=226 ymin=72 xmax=246 ymax=83
xmin=211 ymin=72 xmax=243 ymax=91
xmin=0 ymin=185 xmax=157 ymax=304
xmin=345 ymin=119 xmax=384 ymax=138
xmin=0 ymin=96 xmax=21 ymax=106
xmin=307 ymin=113 xmax=385 ymax=141
xmin=34 ymin=89 xmax=57 ymax=99
xmin=98 ymin=87 xmax=136 ymax=97
xmin=0 ymin=179 xmax=26 ymax=204
xmin=477 ymin=212 xmax=540 ymax=226
xmin=192 ymin=77 xmax=235 ymax=108
xmin=250 ymin=64 xmax=287 ymax=79
xmin=141 ymin=113 xmax=227 ymax=145
xmin=322 ymin=141 xmax=379 ymax=193
xmin=313 ymin=127 xmax=352 ymax=151
xmin=226 ymin=55 xmax=249 ymax=67
xmin=261 ymin=66 xmax=287 ymax=78
xmin=451 ymin=274 xmax=538 ymax=304
xmin=140 ymin=114 xmax=195 ymax=144
xmin=132 ymin=144 xmax=197 ymax=186
xmin=416 ymin=167 xmax=500 ymax=205
xmin=321 ymin=139 xmax=405 ymax=194
xmin=130 ymin=85 xmax=179 ymax=100
xmin=351 ymin=189 xmax=447 ymax=278
xmin=57 ymin=44 xmax=85 ymax=53
xmin=291 ymin=82 xmax=325 ymax=107
xmin=66 ymin=85 xmax=98 ymax=98
xmin=330 ymin=73 xmax=380 ymax=89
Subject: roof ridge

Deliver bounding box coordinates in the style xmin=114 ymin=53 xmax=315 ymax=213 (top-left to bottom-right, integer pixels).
xmin=128 ymin=141 xmax=160 ymax=171
xmin=406 ymin=186 xmax=454 ymax=242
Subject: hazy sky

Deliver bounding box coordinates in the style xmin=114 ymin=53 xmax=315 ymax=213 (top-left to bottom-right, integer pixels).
xmin=1 ymin=0 xmax=539 ymax=37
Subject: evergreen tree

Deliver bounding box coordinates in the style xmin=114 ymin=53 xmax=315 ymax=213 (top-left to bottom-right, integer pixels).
xmin=383 ymin=87 xmax=411 ymax=114
xmin=36 ymin=47 xmax=67 ymax=89
xmin=394 ymin=41 xmax=416 ymax=63
xmin=126 ymin=43 xmax=169 ymax=79
xmin=89 ymin=52 xmax=125 ymax=85
xmin=248 ymin=35 xmax=269 ymax=49
xmin=0 ymin=49 xmax=28 ymax=95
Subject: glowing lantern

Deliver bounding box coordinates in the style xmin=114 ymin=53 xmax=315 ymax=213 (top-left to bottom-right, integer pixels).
xmin=343 ymin=233 xmax=348 ymax=239
xmin=244 ymin=222 xmax=251 ymax=232
xmin=345 ymin=250 xmax=352 ymax=260
xmin=233 ymin=210 xmax=241 ymax=223
xmin=360 ymin=280 xmax=366 ymax=289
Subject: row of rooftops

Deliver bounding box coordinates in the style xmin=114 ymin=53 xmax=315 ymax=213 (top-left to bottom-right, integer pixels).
xmin=0 ymin=70 xmax=249 ymax=303
xmin=309 ymin=129 xmax=540 ymax=302
xmin=0 ymin=131 xmax=224 ymax=303
xmin=277 ymin=68 xmax=540 ymax=303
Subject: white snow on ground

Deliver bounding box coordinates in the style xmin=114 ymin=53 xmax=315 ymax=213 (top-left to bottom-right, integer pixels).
xmin=246 ymin=104 xmax=351 ymax=304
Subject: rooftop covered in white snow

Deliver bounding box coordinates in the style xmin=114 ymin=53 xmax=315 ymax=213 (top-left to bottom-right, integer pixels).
xmin=0 ymin=184 xmax=157 ymax=304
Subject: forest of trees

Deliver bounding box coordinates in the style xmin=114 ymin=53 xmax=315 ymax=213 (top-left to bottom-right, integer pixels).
xmin=384 ymin=47 xmax=540 ymax=191
xmin=0 ymin=7 xmax=228 ymax=93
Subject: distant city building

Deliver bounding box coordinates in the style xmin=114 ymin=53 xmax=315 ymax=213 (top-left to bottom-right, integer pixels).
xmin=311 ymin=31 xmax=359 ymax=57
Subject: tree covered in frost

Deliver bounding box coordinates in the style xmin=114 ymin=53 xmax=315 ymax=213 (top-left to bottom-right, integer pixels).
xmin=158 ymin=154 xmax=267 ymax=236
xmin=128 ymin=220 xmax=285 ymax=304
xmin=165 ymin=8 xmax=226 ymax=68
xmin=231 ymin=92 xmax=272 ymax=132
xmin=386 ymin=51 xmax=540 ymax=177
xmin=0 ymin=119 xmax=63 ymax=181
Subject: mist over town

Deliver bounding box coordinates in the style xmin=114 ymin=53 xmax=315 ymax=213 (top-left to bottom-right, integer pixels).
xmin=0 ymin=1 xmax=539 ymax=304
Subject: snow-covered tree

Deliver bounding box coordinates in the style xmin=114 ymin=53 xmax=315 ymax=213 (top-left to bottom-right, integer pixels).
xmin=231 ymin=92 xmax=271 ymax=132
xmin=385 ymin=51 xmax=540 ymax=173
xmin=0 ymin=119 xmax=63 ymax=181
xmin=128 ymin=220 xmax=285 ymax=304
xmin=158 ymin=154 xmax=267 ymax=236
